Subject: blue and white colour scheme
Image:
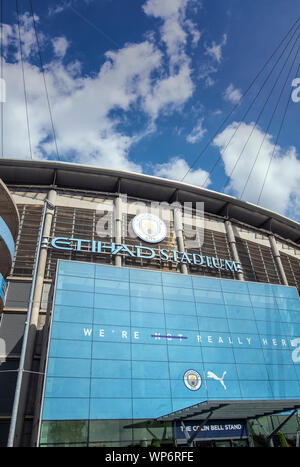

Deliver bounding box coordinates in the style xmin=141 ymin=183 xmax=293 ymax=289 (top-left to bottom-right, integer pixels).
xmin=41 ymin=260 xmax=300 ymax=422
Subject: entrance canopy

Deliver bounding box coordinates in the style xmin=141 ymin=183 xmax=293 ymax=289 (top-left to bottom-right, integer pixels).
xmin=156 ymin=400 xmax=300 ymax=422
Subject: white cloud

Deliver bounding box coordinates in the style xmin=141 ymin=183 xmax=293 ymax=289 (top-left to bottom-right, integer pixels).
xmin=153 ymin=156 xmax=211 ymax=187
xmin=223 ymin=83 xmax=242 ymax=104
xmin=213 ymin=122 xmax=300 ymax=216
xmin=186 ymin=118 xmax=206 ymax=143
xmin=204 ymin=33 xmax=227 ymax=63
xmin=52 ymin=36 xmax=70 ymax=58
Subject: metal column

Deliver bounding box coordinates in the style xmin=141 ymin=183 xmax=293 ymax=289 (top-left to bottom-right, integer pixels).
xmin=225 ymin=220 xmax=244 ymax=281
xmin=173 ymin=205 xmax=188 ymax=275
xmin=7 ymin=189 xmax=56 ymax=447
xmin=269 ymin=234 xmax=288 ymax=286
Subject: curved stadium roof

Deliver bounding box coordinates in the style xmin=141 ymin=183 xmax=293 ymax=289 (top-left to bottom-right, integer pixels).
xmin=0 ymin=158 xmax=299 ymax=245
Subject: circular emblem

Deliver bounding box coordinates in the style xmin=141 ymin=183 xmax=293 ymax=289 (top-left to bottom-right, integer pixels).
xmin=184 ymin=370 xmax=202 ymax=391
xmin=132 ymin=213 xmax=167 ymax=244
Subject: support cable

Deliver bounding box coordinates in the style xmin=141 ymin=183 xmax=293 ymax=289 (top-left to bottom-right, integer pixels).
xmin=29 ymin=0 xmax=61 ymax=161
xmin=203 ymin=20 xmax=300 ymax=190
xmin=257 ymin=58 xmax=300 ymax=206
xmin=179 ymin=16 xmax=300 ymax=185
xmin=16 ymin=0 xmax=33 ymax=160
xmin=240 ymin=36 xmax=300 ymax=200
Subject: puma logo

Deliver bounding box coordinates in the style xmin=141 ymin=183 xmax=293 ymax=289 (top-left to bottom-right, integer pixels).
xmin=207 ymin=370 xmax=227 ymax=390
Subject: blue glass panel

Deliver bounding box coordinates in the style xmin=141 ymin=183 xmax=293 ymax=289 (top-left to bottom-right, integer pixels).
xmin=131 ymin=311 xmax=165 ymax=328
xmin=42 ymin=397 xmax=90 ymax=420
xmin=271 ymin=285 xmax=299 ymax=299
xmin=94 ymin=308 xmax=130 ymax=326
xmin=95 ymin=264 xmax=129 ymax=281
xmin=253 ymin=307 xmax=281 ymax=323
xmin=131 ymin=296 xmax=164 ymax=313
xmin=49 ymin=339 xmax=91 ymax=359
xmin=221 ymin=280 xmax=249 ymax=294
xmin=89 ymin=398 xmax=132 ymax=419
xmin=197 ymin=316 xmax=229 ymax=333
xmin=192 ymin=276 xmax=221 ymax=291
xmin=247 ymin=282 xmax=276 ymax=296
xmin=236 ymin=363 xmax=269 ymax=381
xmin=256 ymin=320 xmax=287 ymax=336
xmin=57 ymin=275 xmax=94 ymax=293
xmin=95 ymin=279 xmax=129 ymax=296
xmin=94 ymin=293 xmax=129 ymax=310
xmin=51 ymin=321 xmax=91 ymax=341
xmin=263 ymin=349 xmax=293 ymax=365
xmin=196 ymin=303 xmax=226 ymax=318
xmin=162 ymin=273 xmax=192 ymax=288
xmin=132 ymin=361 xmax=170 ymax=379
xmin=266 ymin=364 xmax=298 ymax=380
xmin=133 ymin=399 xmax=172 ymax=419
xmin=250 ymin=295 xmax=277 ymax=309
xmin=284 ymin=322 xmax=300 ymax=336
xmin=132 ymin=379 xmax=170 ymax=398
xmin=0 ymin=215 xmax=15 ymax=260
xmin=225 ymin=305 xmax=254 ymax=320
xmin=92 ymin=359 xmax=131 ymax=379
xmin=163 ymin=286 xmax=194 ymax=302
xmin=131 ymin=343 xmax=168 ymax=361
xmin=239 ymin=380 xmax=272 ymax=399
xmin=165 ymin=314 xmax=198 ymax=331
xmin=270 ymin=380 xmax=300 ymax=398
xmin=59 ymin=260 xmax=95 ymax=278
xmin=228 ymin=319 xmax=258 ymax=334
xmin=53 ymin=305 xmax=93 ymax=324
xmin=201 ymin=346 xmax=235 ymax=364
xmin=92 ymin=341 xmax=131 ymax=360
xmin=279 ymin=310 xmax=300 ymax=324
xmin=233 ymin=348 xmax=265 ymax=364
xmin=276 ymin=297 xmax=300 ymax=311
xmin=47 ymin=357 xmax=91 ymax=378
xmin=130 ymin=282 xmax=163 ymax=299
xmin=55 ymin=290 xmax=94 ymax=308
xmin=45 ymin=377 xmax=90 ymax=398
xmin=206 ymin=378 xmax=241 ymax=399
xmin=223 ymin=293 xmax=252 ymax=307
xmin=164 ymin=300 xmax=196 ymax=316
xmin=194 ymin=289 xmax=224 ymax=304
xmin=170 ymin=378 xmax=207 ymax=399
xmin=130 ymin=268 xmax=161 ymax=285
xmin=168 ymin=345 xmax=203 ymax=363
xmin=91 ymin=379 xmax=131 ymax=398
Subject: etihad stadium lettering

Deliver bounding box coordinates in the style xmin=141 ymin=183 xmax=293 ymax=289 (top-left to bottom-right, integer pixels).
xmin=51 ymin=237 xmax=242 ymax=273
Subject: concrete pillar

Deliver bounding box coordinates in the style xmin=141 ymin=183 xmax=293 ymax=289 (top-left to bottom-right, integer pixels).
xmin=11 ymin=189 xmax=56 ymax=446
xmin=173 ymin=206 xmax=188 ymax=275
xmin=269 ymin=234 xmax=288 ymax=286
xmin=114 ymin=195 xmax=122 ymax=267
xmin=224 ymin=220 xmax=244 ymax=281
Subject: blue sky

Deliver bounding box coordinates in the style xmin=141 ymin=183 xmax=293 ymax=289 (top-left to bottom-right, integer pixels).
xmin=1 ymin=0 xmax=300 ymax=220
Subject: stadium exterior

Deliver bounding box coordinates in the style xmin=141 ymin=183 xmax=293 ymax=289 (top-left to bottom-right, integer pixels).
xmin=1 ymin=158 xmax=300 ymax=447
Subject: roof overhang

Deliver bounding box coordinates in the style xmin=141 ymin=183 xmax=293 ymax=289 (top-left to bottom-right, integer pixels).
xmin=0 ymin=158 xmax=299 ymax=244
xmin=157 ymin=400 xmax=300 ymax=422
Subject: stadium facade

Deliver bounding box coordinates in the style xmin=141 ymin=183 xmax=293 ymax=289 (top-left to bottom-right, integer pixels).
xmin=0 ymin=158 xmax=300 ymax=447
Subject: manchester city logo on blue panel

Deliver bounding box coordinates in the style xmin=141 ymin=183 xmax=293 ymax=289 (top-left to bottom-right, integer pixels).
xmin=183 ymin=369 xmax=202 ymax=391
